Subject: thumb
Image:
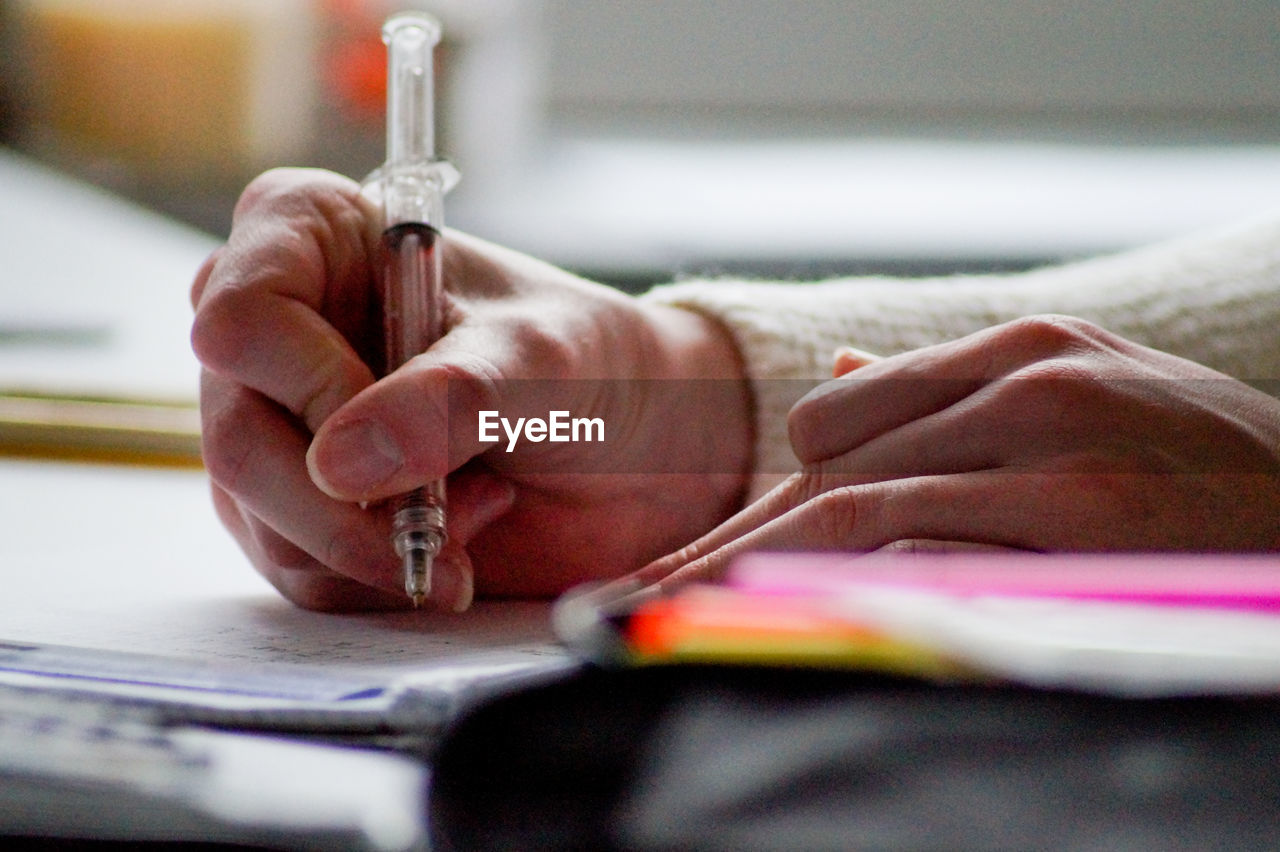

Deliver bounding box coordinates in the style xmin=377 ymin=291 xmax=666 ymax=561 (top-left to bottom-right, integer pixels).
xmin=305 ymin=326 xmax=591 ymax=502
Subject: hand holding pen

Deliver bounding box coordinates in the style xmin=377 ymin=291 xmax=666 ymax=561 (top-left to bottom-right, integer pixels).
xmin=192 ymin=163 xmax=750 ymax=613
xmin=189 ymin=35 xmax=752 ymax=613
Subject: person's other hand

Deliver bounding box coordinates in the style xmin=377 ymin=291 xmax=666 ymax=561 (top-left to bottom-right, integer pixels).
xmin=628 ymin=315 xmax=1280 ymax=590
xmin=191 ymin=169 xmax=750 ymax=611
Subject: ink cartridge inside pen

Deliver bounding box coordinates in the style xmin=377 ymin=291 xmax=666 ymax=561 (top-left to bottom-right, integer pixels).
xmin=367 ymin=11 xmax=458 ymax=607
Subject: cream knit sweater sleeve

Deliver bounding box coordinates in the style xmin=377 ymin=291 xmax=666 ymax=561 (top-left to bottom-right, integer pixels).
xmin=642 ymin=210 xmax=1280 ymax=479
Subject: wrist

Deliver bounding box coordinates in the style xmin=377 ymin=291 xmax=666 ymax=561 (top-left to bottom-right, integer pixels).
xmin=638 ymin=301 xmax=754 ymax=519
xmin=639 ymin=301 xmax=746 ymax=381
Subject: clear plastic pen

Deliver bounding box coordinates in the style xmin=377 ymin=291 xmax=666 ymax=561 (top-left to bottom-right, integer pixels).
xmin=365 ymin=12 xmax=458 ymax=607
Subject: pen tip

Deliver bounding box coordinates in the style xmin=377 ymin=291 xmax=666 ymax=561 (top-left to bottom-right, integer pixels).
xmin=404 ymin=549 xmax=432 ymax=609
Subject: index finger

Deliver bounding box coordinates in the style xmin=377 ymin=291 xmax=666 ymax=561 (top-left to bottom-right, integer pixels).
xmin=789 ymin=315 xmax=1122 ymax=465
xmin=190 ymin=168 xmax=380 ymax=433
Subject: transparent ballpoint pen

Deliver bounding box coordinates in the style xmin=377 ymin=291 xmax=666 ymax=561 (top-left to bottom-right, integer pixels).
xmin=363 ymin=12 xmax=459 ymax=607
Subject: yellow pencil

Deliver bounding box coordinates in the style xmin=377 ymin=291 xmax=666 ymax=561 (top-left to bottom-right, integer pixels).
xmin=0 ymin=391 xmax=202 ymax=468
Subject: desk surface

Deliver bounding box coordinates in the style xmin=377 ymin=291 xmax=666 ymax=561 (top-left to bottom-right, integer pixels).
xmin=0 ymin=455 xmax=556 ymax=674
xmin=0 ymin=147 xmax=216 ymax=401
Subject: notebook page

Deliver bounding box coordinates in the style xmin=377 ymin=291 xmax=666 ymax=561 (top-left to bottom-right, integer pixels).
xmin=0 ymin=457 xmax=567 ymax=714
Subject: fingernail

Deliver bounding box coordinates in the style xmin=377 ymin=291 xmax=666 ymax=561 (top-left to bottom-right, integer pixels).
xmin=310 ymin=419 xmax=403 ymax=496
xmin=833 ymin=345 xmax=879 ymax=377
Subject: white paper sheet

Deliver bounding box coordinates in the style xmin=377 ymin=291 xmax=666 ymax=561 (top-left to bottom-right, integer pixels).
xmin=0 ymin=457 xmax=560 ymax=668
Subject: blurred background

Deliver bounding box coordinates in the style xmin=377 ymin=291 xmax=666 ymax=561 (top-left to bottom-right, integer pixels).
xmin=3 ymin=0 xmax=1280 ymax=290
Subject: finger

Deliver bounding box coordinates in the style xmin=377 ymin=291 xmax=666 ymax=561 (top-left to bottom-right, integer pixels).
xmin=627 ymin=360 xmax=1077 ymax=591
xmin=304 ymin=330 xmax=491 ymax=502
xmin=201 ymin=370 xmax=398 ymax=593
xmin=249 ymin=533 xmax=406 ymax=611
xmin=210 ymin=453 xmax=515 ymax=612
xmin=190 ymin=169 xmax=379 ymax=433
xmin=210 ymin=482 xmax=402 ymax=611
xmin=421 ymin=467 xmax=519 ymax=613
xmin=870 ymin=539 xmax=1029 ymax=555
xmin=800 ymin=374 xmax=1015 ymax=481
xmin=790 ymin=315 xmax=1119 ymax=465
xmin=649 ymin=471 xmax=1056 ymax=588
xmin=305 ymin=321 xmax=615 ymax=502
xmin=805 ymin=356 xmax=1139 ymax=483
xmin=621 ymin=468 xmax=876 ymax=589
xmin=189 ymin=246 xmax=223 ymax=310
xmin=209 ymin=477 xmax=252 ymax=557
xmin=620 ymin=476 xmax=802 ymax=589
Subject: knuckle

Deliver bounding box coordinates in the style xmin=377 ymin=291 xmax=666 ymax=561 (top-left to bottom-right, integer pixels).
xmin=988 ymin=356 xmax=1103 ymax=418
xmin=477 ymin=308 xmax=581 ymax=380
xmin=1014 ymin=358 xmax=1097 ymax=386
xmin=787 ymin=394 xmax=833 ymax=463
xmin=190 ymin=284 xmax=255 ymax=374
xmin=437 ymin=355 xmax=503 ymax=417
xmin=521 ymin=325 xmax=579 ymax=378
xmin=322 ymin=527 xmax=379 ymax=582
xmin=801 ymin=485 xmax=864 ymax=546
xmin=256 ymin=528 xmax=315 ymax=573
xmin=271 ymin=564 xmax=394 ymax=613
xmin=231 ymin=170 xmax=367 ymax=282
xmin=664 ymin=541 xmax=714 ymax=572
xmin=189 ymin=246 xmax=224 ymax=310
xmin=200 ymin=397 xmax=262 ymax=494
xmin=295 ymin=347 xmax=370 ymax=431
xmin=878 ymin=538 xmax=928 ymax=555
xmin=996 ymin=314 xmax=1109 ymax=356
xmin=233 ymin=168 xmax=321 ymax=223
xmin=442 ymin=341 xmax=499 ymax=392
xmin=235 ymin=168 xmax=366 ymax=236
xmin=267 ymin=569 xmax=339 ymax=612
xmin=793 ymin=468 xmax=856 ymax=502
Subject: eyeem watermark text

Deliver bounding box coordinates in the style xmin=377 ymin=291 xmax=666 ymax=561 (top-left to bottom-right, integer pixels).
xmin=478 ymin=410 xmax=605 ymax=452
